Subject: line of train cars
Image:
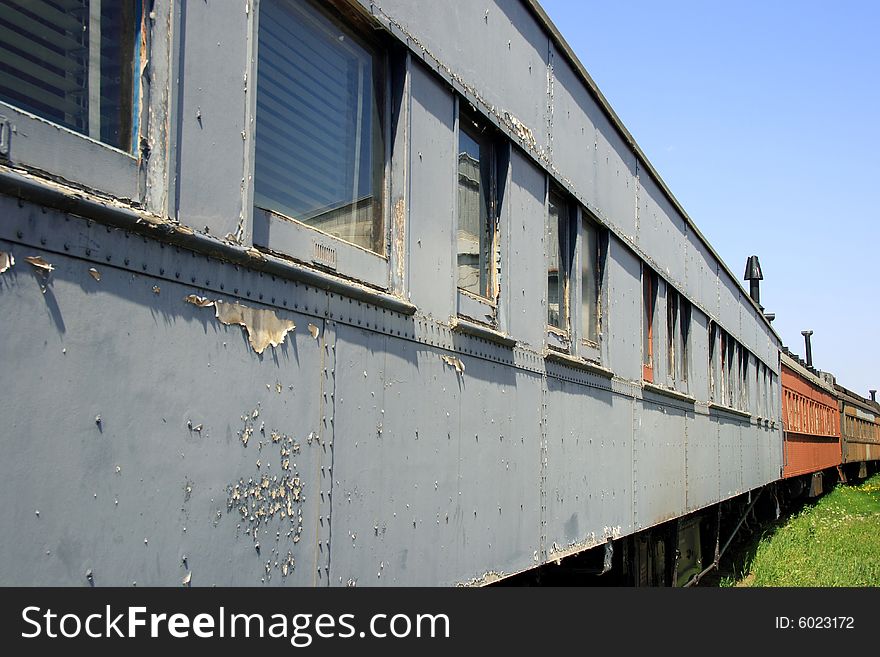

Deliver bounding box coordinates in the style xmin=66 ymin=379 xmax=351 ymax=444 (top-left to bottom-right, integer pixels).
xmin=780 ymin=339 xmax=880 ymax=495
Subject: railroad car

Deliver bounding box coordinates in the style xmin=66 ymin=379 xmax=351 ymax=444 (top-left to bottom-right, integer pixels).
xmin=835 ymin=384 xmax=880 ymax=479
xmin=779 ymin=350 xmax=841 ymax=492
xmin=0 ymin=0 xmax=869 ymax=588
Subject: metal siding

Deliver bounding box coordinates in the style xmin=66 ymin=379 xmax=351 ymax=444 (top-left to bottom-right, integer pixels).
xmin=717 ymin=415 xmax=745 ymax=498
xmin=0 ymin=234 xmax=326 ymax=586
xmin=637 ymin=174 xmax=687 ymax=286
xmin=594 ymin=111 xmax=638 ymax=238
xmin=399 ymin=62 xmax=456 ymax=320
xmin=329 ymin=327 xmax=542 ymax=585
xmin=718 ymin=273 xmax=741 ymax=336
xmin=375 ymin=0 xmax=549 ymax=153
xmin=689 ymin=309 xmax=711 ymax=402
xmin=544 ymin=377 xmax=632 ymax=554
xmin=548 ymin=48 xmax=599 ymax=200
xmin=606 ymin=239 xmax=642 ymax=382
xmin=685 ymin=412 xmax=719 ymax=511
xmin=507 ymin=148 xmax=548 ymax=348
xmin=176 ymin=0 xmax=249 ymax=238
xmin=634 ymin=401 xmax=687 ymax=529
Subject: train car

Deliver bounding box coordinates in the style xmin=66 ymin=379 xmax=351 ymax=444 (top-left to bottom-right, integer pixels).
xmin=835 ymin=384 xmax=880 ymax=479
xmin=779 ymin=350 xmax=841 ymax=494
xmin=0 ymin=0 xmax=782 ymax=586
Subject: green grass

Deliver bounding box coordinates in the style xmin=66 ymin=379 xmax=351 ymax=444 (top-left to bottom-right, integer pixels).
xmin=731 ymin=474 xmax=880 ymax=587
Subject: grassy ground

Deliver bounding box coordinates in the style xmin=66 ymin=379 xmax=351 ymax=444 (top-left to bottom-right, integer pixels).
xmin=720 ymin=474 xmax=880 ymax=587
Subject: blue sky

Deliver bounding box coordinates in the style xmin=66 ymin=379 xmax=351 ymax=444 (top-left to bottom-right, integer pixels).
xmin=539 ymin=0 xmax=879 ymax=398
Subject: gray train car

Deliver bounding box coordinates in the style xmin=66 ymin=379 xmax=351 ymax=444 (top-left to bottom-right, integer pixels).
xmin=0 ymin=0 xmax=781 ymax=586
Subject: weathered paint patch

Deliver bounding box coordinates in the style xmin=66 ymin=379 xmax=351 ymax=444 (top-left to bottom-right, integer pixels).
xmin=226 ymin=425 xmax=305 ymax=579
xmin=0 ymin=251 xmax=13 ymax=273
xmin=24 ymin=255 xmax=53 ymax=272
xmin=183 ymin=296 xmax=296 ymax=354
xmin=88 ymin=267 xmax=101 ymax=281
xmin=440 ymin=354 xmax=466 ymax=374
xmin=307 ymin=323 xmax=320 ymax=340
xmin=457 ymin=570 xmax=505 ymax=587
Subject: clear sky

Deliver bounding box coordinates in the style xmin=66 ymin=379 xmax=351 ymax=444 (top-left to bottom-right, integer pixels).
xmin=539 ymin=0 xmax=879 ymax=398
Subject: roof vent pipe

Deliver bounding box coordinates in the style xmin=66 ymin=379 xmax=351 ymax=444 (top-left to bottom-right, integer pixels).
xmin=871 ymin=390 xmax=877 ymax=403
xmin=744 ymin=255 xmax=763 ymax=307
xmin=801 ymin=330 xmax=814 ymax=368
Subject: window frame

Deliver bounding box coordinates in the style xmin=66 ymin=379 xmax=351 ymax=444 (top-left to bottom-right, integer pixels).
xmin=0 ymin=0 xmax=146 ymax=200
xmin=250 ymin=0 xmax=400 ymax=291
xmin=642 ymin=266 xmax=657 ymax=382
xmin=454 ymin=99 xmax=502 ymax=327
xmin=578 ymin=211 xmax=603 ymax=357
xmin=546 ymin=184 xmax=573 ymax=349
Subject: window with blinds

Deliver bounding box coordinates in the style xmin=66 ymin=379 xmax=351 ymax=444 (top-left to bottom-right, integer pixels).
xmin=0 ymin=0 xmax=140 ymax=152
xmin=254 ymin=0 xmax=386 ymax=256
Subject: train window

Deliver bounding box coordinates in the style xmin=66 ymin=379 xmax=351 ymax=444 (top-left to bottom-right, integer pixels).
xmin=680 ymin=300 xmax=691 ymax=384
xmin=546 ymin=188 xmax=570 ymax=332
xmin=708 ymin=323 xmax=717 ymax=401
xmin=0 ymin=0 xmax=145 ymax=198
xmin=457 ymin=107 xmax=499 ymax=302
xmin=667 ymin=287 xmax=678 ymax=378
xmin=642 ymin=267 xmax=657 ymax=382
xmin=581 ymin=216 xmax=601 ymax=345
xmin=0 ymin=0 xmax=141 ymax=151
xmin=254 ymin=0 xmax=387 ymax=256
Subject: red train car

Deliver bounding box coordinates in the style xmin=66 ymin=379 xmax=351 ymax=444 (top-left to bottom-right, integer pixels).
xmin=780 ymin=351 xmax=841 ymax=479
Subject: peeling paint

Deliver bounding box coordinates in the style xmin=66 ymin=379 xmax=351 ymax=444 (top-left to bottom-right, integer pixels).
xmin=457 ymin=570 xmax=505 ymax=587
xmin=88 ymin=267 xmax=101 ymax=281
xmin=184 ymin=294 xmax=213 ymax=308
xmin=213 ymin=301 xmax=296 ymax=354
xmin=440 ymin=354 xmax=466 ymax=374
xmin=392 ymin=197 xmax=406 ymax=285
xmin=182 ymin=571 xmax=192 ymax=587
xmin=225 ymin=425 xmax=304 ymax=575
xmin=502 ymin=111 xmax=537 ymax=150
xmin=25 ymin=255 xmax=54 ymax=273
xmin=307 ymin=323 xmax=320 ymax=340
xmin=152 ymin=285 xmax=161 ymax=294
xmin=0 ymin=251 xmax=13 ymax=273
xmin=183 ymin=296 xmax=296 ymax=354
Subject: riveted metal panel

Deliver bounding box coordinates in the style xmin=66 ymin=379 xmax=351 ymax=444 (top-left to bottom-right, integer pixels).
xmin=544 ymin=375 xmax=633 ymax=556
xmin=329 ymin=325 xmax=542 ymax=585
xmin=506 ymin=148 xmax=547 ymax=348
xmin=716 ymin=413 xmax=747 ymax=499
xmin=407 ymin=62 xmax=456 ymax=320
xmin=373 ymin=0 xmax=549 ymax=154
xmin=685 ymin=411 xmax=719 ymax=511
xmin=548 ymin=51 xmax=599 ymax=201
xmin=688 ymin=309 xmax=711 ymax=402
xmin=718 ymin=272 xmax=741 ymax=337
xmin=638 ymin=174 xmax=687 ymax=287
xmin=684 ymin=230 xmax=715 ymax=319
xmin=176 ymin=0 xmax=249 ymax=239
xmin=594 ymin=111 xmax=638 ymax=238
xmin=634 ymin=399 xmax=687 ymax=529
xmin=0 ymin=229 xmax=327 ymax=586
xmin=605 ymin=237 xmax=642 ymax=381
